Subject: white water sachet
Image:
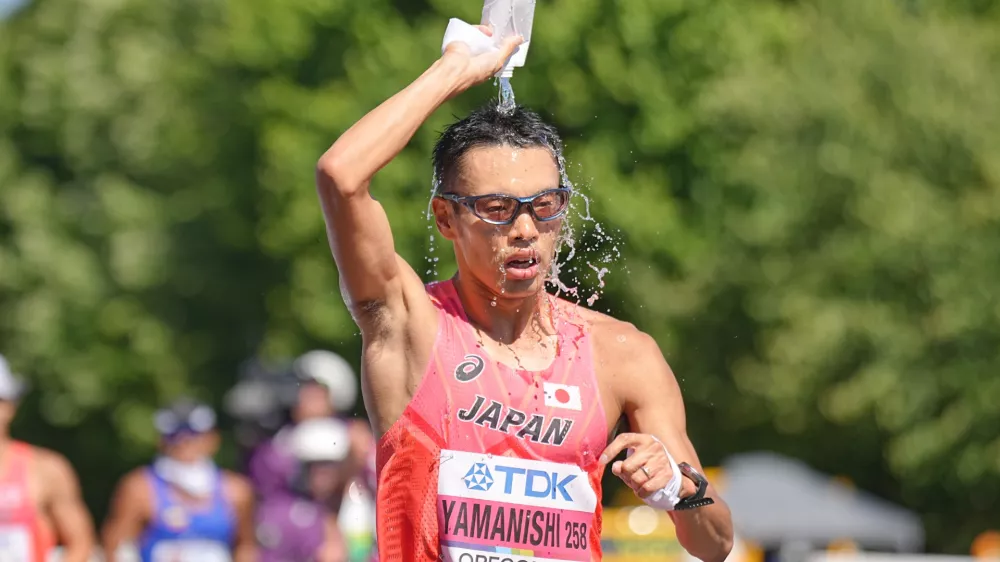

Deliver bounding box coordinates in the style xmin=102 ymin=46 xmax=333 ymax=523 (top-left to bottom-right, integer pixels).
xmin=441 ymin=18 xmax=499 ymax=58
xmin=441 ymin=0 xmax=536 ymax=78
xmin=481 ymin=0 xmax=535 ymax=78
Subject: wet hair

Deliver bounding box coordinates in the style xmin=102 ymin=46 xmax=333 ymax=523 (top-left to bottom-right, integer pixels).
xmin=432 ymin=104 xmax=566 ymax=195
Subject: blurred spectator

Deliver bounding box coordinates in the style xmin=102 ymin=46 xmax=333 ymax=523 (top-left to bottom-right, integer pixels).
xmin=237 ymin=350 xmax=373 ymax=501
xmin=100 ymin=398 xmax=256 ymax=562
xmin=230 ymin=350 xmax=376 ymax=559
xmin=0 ymin=354 xmax=95 ymax=562
xmin=254 ymin=417 xmax=351 ymax=562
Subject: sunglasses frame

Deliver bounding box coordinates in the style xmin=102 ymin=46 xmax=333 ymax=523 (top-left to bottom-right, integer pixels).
xmin=437 ymin=187 xmax=572 ymax=226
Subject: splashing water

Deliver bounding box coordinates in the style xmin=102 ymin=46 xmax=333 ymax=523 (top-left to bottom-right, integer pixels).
xmin=546 ymin=156 xmax=624 ymax=314
xmin=420 ymin=78 xmax=625 ymax=316
xmin=424 ymin=171 xmax=442 ymax=279
xmin=498 ymin=77 xmax=516 ymax=113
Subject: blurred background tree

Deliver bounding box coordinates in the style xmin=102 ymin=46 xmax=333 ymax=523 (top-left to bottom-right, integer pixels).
xmin=1 ymin=0 xmax=997 ymax=552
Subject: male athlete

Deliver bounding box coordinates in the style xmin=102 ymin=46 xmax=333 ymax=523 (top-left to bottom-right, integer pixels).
xmin=101 ymin=398 xmax=256 ymax=562
xmin=0 ymin=354 xmax=95 ymax=562
xmin=315 ymin=25 xmax=734 ymax=562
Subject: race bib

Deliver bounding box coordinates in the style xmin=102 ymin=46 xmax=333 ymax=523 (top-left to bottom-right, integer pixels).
xmin=437 ymin=450 xmax=596 ymax=562
xmin=150 ymin=539 xmax=231 ymax=562
xmin=0 ymin=526 xmax=32 ymax=562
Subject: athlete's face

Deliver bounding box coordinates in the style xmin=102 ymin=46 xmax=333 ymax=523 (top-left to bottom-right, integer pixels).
xmin=163 ymin=430 xmax=220 ymax=463
xmin=432 ymin=145 xmax=566 ymax=299
xmin=293 ymin=382 xmax=333 ymax=423
xmin=305 ymin=461 xmax=344 ymax=504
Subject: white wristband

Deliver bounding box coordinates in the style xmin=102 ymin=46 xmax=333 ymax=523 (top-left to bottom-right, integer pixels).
xmin=626 ymin=436 xmax=683 ymax=511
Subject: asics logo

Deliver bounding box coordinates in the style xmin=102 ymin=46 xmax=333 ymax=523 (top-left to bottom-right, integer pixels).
xmin=454 ymin=354 xmax=485 ymax=383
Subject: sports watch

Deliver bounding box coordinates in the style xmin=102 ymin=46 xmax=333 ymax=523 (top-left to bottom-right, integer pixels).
xmin=674 ymin=462 xmax=715 ymax=510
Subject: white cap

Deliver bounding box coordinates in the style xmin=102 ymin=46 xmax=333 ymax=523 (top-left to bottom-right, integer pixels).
xmin=294 ymin=350 xmax=358 ymax=413
xmin=0 ymin=354 xmax=26 ymax=401
xmin=290 ymin=418 xmax=350 ymax=463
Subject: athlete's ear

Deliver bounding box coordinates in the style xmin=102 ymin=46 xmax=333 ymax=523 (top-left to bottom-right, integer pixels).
xmin=431 ymin=196 xmax=458 ymax=241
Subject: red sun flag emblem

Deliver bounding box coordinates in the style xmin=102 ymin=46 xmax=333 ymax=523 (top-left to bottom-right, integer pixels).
xmin=543 ymin=382 xmax=582 ymax=411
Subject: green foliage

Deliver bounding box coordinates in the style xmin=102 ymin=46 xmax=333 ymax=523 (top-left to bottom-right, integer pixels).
xmin=1 ymin=0 xmax=998 ymax=552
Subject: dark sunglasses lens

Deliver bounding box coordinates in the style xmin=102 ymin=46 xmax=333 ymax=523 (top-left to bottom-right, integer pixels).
xmin=473 ymin=196 xmax=519 ymax=223
xmin=532 ymin=190 xmax=570 ymax=219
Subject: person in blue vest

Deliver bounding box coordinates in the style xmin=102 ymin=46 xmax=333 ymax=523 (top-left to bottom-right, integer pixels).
xmin=101 ymin=398 xmax=257 ymax=562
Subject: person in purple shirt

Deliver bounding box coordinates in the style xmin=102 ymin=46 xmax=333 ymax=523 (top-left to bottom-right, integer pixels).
xmin=252 ymin=417 xmax=351 ymax=562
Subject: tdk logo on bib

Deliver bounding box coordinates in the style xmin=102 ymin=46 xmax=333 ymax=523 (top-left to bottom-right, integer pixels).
xmin=463 ymin=463 xmax=494 ymax=491
xmin=440 ymin=450 xmax=598 ymax=513
xmin=463 ymin=462 xmax=577 ymax=501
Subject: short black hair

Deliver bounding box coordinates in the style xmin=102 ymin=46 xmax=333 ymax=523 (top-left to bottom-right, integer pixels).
xmin=432 ymin=103 xmax=565 ymax=195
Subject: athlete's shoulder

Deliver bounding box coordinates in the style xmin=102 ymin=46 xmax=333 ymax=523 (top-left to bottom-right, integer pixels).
xmin=220 ymin=469 xmax=252 ymax=486
xmin=30 ymin=445 xmax=79 ymax=478
xmin=578 ymin=309 xmax=666 ymax=369
xmin=115 ymin=467 xmax=152 ymax=494
xmin=221 ymin=470 xmax=254 ymax=504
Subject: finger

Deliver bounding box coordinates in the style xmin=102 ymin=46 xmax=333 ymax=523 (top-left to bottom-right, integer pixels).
xmin=612 ymin=460 xmax=643 ymax=492
xmin=638 ymin=472 xmax=670 ymax=499
xmin=498 ymin=34 xmax=524 ymax=58
xmin=619 ymin=447 xmax=656 ymax=475
xmin=600 ymin=433 xmax=646 ymax=465
xmin=474 ymin=24 xmax=494 ymax=37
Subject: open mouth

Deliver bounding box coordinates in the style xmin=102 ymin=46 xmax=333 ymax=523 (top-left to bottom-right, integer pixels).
xmin=504 ymin=251 xmax=540 ymax=270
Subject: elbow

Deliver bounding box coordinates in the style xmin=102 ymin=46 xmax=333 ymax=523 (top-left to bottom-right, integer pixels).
xmin=678 ymin=521 xmax=734 ymax=562
xmin=714 ymin=535 xmax=735 ymax=562
xmin=700 ymin=532 xmax=735 ymax=562
xmin=316 ymin=151 xmax=365 ymax=199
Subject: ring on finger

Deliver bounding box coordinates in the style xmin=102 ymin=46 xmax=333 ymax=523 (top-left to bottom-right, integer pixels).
xmin=640 ymin=465 xmax=652 ymax=478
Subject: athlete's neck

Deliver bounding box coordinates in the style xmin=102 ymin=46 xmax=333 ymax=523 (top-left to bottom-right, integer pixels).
xmin=452 ymin=274 xmax=555 ymax=345
xmin=0 ymin=436 xmax=12 ymax=463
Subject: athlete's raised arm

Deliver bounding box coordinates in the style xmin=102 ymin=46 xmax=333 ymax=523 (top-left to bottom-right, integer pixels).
xmin=315 ymin=28 xmax=523 ymax=328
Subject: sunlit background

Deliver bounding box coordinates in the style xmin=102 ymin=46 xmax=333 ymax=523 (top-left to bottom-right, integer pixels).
xmin=2 ymin=0 xmax=999 ymax=561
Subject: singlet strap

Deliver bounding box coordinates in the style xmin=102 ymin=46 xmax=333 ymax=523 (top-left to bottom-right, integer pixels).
xmin=144 ymin=467 xmax=172 ymax=518
xmin=0 ymin=440 xmax=33 ymax=486
xmin=3 ymin=441 xmax=33 ymax=480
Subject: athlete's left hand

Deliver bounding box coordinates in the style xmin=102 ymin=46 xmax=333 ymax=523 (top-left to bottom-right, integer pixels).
xmin=599 ymin=432 xmax=698 ymax=499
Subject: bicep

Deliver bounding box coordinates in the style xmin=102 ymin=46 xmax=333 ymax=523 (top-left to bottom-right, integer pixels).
xmin=622 ymin=337 xmax=705 ymax=471
xmin=44 ymin=456 xmax=95 ymax=543
xmin=227 ymin=477 xmax=257 ymax=545
xmin=101 ymin=474 xmax=148 ymax=543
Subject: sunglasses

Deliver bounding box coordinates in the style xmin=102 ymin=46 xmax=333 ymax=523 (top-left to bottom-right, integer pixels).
xmin=438 ymin=187 xmax=571 ymax=226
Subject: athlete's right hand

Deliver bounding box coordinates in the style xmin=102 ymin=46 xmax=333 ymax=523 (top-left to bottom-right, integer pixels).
xmin=442 ymin=25 xmax=523 ymax=90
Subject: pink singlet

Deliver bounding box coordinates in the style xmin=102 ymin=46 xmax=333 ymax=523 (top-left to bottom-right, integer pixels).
xmin=376 ymin=279 xmax=609 ymax=562
xmin=0 ymin=441 xmax=56 ymax=562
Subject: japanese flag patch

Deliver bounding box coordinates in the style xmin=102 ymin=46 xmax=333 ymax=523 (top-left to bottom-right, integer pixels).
xmin=543 ymin=382 xmax=583 ymax=411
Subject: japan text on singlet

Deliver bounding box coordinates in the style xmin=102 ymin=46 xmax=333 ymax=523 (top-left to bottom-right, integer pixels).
xmin=376 ymin=280 xmax=609 ymax=562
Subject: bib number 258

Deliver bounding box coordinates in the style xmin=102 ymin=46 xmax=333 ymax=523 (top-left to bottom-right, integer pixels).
xmin=565 ymin=521 xmax=588 ymax=550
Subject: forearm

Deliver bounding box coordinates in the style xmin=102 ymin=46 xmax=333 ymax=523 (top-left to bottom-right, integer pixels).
xmin=671 ymin=495 xmax=734 ymax=562
xmin=60 ymin=538 xmax=95 ymax=562
xmin=317 ymin=56 xmax=468 ymax=194
xmin=101 ymin=533 xmax=125 ymax=562
xmin=101 ymin=524 xmax=139 ymax=562
xmin=233 ymin=542 xmax=258 ymax=562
